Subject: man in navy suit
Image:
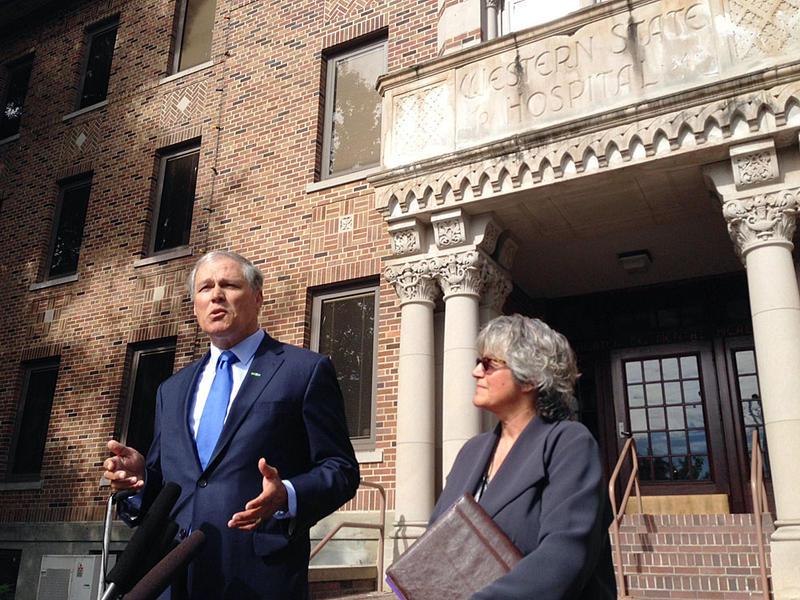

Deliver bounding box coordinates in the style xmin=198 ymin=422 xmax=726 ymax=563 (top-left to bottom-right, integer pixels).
xmin=103 ymin=250 xmax=360 ymax=599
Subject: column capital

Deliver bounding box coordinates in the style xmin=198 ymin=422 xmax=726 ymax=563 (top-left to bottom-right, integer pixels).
xmin=433 ymin=249 xmax=485 ymax=299
xmin=480 ymin=259 xmax=513 ymax=313
xmin=722 ymin=188 xmax=800 ymax=258
xmin=385 ymin=258 xmax=440 ymax=305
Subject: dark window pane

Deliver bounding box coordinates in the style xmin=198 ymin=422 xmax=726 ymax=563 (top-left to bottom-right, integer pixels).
xmin=650 ymin=431 xmax=668 ymax=455
xmin=317 ymin=291 xmax=375 ymax=439
xmin=669 ymin=430 xmax=687 ymax=455
xmin=326 ymin=43 xmax=384 ymax=177
xmin=80 ymin=25 xmax=118 ymax=108
xmin=0 ymin=58 xmax=33 ymax=139
xmin=652 ymin=457 xmax=671 ymax=480
xmin=0 ymin=549 xmax=21 ymax=599
xmin=49 ymin=181 xmax=91 ymax=278
xmin=177 ymin=0 xmax=216 ymax=72
xmin=153 ymin=150 xmax=198 ymax=252
xmin=633 ymin=432 xmax=649 ymax=456
xmin=126 ymin=347 xmax=175 ymax=455
xmin=11 ymin=362 xmax=59 ymax=478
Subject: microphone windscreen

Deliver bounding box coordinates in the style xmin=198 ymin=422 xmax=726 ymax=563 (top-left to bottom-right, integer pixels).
xmin=141 ymin=520 xmax=179 ymax=576
xmin=107 ymin=482 xmax=182 ymax=592
xmin=122 ymin=530 xmax=206 ymax=600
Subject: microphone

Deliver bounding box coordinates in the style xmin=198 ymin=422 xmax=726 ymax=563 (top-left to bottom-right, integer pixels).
xmin=103 ymin=482 xmax=181 ymax=599
xmin=122 ymin=530 xmax=206 ymax=600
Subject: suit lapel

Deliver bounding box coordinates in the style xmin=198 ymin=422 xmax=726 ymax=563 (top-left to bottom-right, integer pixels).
xmin=203 ymin=334 xmax=285 ymax=473
xmin=479 ymin=417 xmax=552 ymax=518
xmin=167 ymin=355 xmax=209 ymax=474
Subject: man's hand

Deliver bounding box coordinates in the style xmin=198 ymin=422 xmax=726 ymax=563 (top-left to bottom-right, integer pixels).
xmin=103 ymin=440 xmax=146 ymax=491
xmin=228 ymin=458 xmax=288 ymax=530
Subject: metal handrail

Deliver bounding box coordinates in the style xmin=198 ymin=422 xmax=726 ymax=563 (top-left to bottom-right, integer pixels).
xmin=608 ymin=437 xmax=642 ymax=600
xmin=310 ymin=480 xmax=387 ymax=592
xmin=750 ymin=430 xmax=771 ymax=600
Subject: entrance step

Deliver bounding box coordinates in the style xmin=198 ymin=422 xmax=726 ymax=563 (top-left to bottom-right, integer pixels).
xmin=309 ymin=565 xmax=381 ymax=599
xmin=615 ymin=513 xmax=773 ymax=599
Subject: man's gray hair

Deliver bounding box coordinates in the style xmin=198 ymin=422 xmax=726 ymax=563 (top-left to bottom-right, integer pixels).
xmin=187 ymin=250 xmax=264 ymax=300
xmin=477 ymin=314 xmax=579 ymax=421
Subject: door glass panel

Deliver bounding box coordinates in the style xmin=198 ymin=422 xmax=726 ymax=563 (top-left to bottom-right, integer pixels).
xmin=664 ymin=381 xmax=682 ymax=404
xmin=643 ymin=360 xmax=661 ymax=381
xmin=732 ymin=348 xmax=769 ymax=477
xmin=667 ymin=406 xmax=685 ymax=429
xmin=682 ymin=379 xmax=701 ymax=402
xmin=645 ymin=383 xmax=663 ymax=405
xmin=648 ymin=407 xmax=665 ymax=429
xmin=680 ymin=355 xmax=698 ymax=378
xmin=662 ymin=358 xmax=679 ymax=380
xmin=623 ymin=352 xmax=712 ymax=481
xmin=628 ymin=384 xmax=644 ymax=407
xmin=625 ymin=362 xmax=643 ymax=383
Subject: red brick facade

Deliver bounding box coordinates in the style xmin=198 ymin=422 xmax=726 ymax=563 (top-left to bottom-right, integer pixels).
xmin=0 ymin=0 xmax=439 ymax=523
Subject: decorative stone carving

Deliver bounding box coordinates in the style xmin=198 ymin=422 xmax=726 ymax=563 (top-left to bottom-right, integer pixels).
xmin=476 ymin=217 xmax=501 ymax=255
xmin=480 ymin=261 xmax=513 ymax=314
xmin=385 ymin=259 xmax=439 ymax=304
xmin=496 ymin=236 xmax=519 ymax=270
xmin=433 ymin=250 xmax=485 ymax=298
xmin=371 ymin=80 xmax=800 ymax=219
xmin=388 ymin=218 xmax=424 ymax=256
xmin=431 ymin=209 xmax=467 ymax=249
xmin=730 ymin=139 xmax=779 ymax=189
xmin=722 ymin=188 xmax=800 ymax=257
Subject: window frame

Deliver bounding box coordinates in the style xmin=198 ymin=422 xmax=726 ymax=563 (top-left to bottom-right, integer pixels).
xmin=171 ymin=0 xmax=217 ymax=75
xmin=0 ymin=54 xmax=34 ymax=141
xmin=310 ymin=282 xmax=380 ymax=450
xmin=320 ymin=38 xmax=387 ymax=181
xmin=76 ymin=17 xmax=119 ymax=110
xmin=43 ymin=175 xmax=93 ymax=281
xmin=148 ymin=143 xmax=200 ymax=257
xmin=6 ymin=358 xmax=60 ymax=483
xmin=119 ymin=339 xmax=177 ymax=455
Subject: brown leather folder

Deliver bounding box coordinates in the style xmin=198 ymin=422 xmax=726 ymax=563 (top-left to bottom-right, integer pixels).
xmin=386 ymin=494 xmax=522 ymax=599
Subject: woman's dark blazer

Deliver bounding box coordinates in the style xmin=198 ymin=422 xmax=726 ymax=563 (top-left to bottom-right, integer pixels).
xmin=429 ymin=416 xmax=616 ymax=600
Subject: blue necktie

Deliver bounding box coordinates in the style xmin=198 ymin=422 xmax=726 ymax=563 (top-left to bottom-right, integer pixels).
xmin=196 ymin=350 xmax=238 ymax=469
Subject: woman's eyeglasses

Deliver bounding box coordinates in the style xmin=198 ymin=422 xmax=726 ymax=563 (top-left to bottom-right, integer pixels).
xmin=475 ymin=356 xmax=508 ymax=373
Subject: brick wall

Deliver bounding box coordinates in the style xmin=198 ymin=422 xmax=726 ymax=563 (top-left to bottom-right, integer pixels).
xmin=0 ymin=0 xmax=439 ymax=522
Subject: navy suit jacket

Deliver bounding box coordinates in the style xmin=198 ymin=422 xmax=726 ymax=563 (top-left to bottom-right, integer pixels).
xmin=140 ymin=333 xmax=359 ymax=600
xmin=429 ymin=417 xmax=616 ymax=600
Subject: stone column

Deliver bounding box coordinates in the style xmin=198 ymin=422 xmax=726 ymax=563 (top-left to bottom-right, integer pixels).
xmin=430 ymin=209 xmax=508 ymax=477
xmin=705 ymin=139 xmax=800 ymax=600
xmin=385 ymin=226 xmax=440 ymax=549
xmin=435 ymin=249 xmax=485 ymax=476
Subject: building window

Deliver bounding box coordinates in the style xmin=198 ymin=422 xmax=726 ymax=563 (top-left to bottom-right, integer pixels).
xmin=0 ymin=549 xmax=21 ymax=599
xmin=7 ymin=359 xmax=60 ymax=482
xmin=150 ymin=145 xmax=199 ymax=255
xmin=499 ymin=0 xmax=590 ymax=34
xmin=45 ymin=177 xmax=92 ymax=279
xmin=78 ymin=19 xmax=119 ymax=109
xmin=121 ymin=340 xmax=176 ymax=455
xmin=321 ymin=39 xmax=386 ymax=180
xmin=311 ymin=284 xmax=379 ymax=447
xmin=172 ymin=0 xmax=217 ymax=73
xmin=0 ymin=55 xmax=33 ymax=140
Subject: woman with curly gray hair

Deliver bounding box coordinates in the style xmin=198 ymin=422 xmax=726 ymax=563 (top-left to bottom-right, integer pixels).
xmin=429 ymin=314 xmax=616 ymax=599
